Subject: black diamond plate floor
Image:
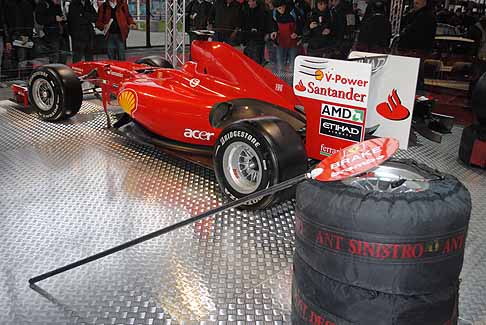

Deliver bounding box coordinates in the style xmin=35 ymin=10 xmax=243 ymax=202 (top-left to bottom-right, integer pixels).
xmin=0 ymin=100 xmax=485 ymax=324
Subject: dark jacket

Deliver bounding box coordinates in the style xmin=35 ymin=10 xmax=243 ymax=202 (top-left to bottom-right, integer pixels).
xmin=96 ymin=0 xmax=135 ymax=41
xmin=209 ymin=0 xmax=241 ymax=32
xmin=3 ymin=0 xmax=35 ymax=42
xmin=67 ymin=0 xmax=97 ymax=41
xmin=0 ymin=0 xmax=5 ymax=40
xmin=398 ymin=6 xmax=437 ymax=52
xmin=306 ymin=8 xmax=332 ymax=49
xmin=356 ymin=12 xmax=391 ymax=52
xmin=294 ymin=0 xmax=311 ymax=22
xmin=272 ymin=5 xmax=302 ymax=48
xmin=186 ymin=0 xmax=212 ymax=31
xmin=241 ymin=3 xmax=267 ymax=43
xmin=36 ymin=0 xmax=64 ymax=38
xmin=330 ymin=2 xmax=346 ymax=42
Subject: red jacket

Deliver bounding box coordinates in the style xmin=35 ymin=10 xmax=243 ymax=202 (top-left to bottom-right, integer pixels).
xmin=96 ymin=0 xmax=135 ymax=41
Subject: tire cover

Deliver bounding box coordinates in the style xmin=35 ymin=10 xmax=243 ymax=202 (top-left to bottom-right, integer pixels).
xmin=292 ymin=253 xmax=459 ymax=325
xmin=295 ymin=159 xmax=471 ymax=295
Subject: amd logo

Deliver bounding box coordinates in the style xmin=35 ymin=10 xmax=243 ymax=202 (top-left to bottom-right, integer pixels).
xmin=184 ymin=128 xmax=214 ymax=141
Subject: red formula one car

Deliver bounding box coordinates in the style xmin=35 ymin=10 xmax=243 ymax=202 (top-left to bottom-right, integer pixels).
xmin=12 ymin=41 xmax=313 ymax=209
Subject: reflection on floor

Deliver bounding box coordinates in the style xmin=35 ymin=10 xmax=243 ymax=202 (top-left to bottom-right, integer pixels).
xmin=0 ymin=100 xmax=484 ymax=324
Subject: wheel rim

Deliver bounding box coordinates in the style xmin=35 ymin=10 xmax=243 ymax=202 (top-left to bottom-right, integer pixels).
xmin=32 ymin=79 xmax=54 ymax=112
xmin=222 ymin=141 xmax=263 ymax=194
xmin=342 ymin=161 xmax=430 ymax=193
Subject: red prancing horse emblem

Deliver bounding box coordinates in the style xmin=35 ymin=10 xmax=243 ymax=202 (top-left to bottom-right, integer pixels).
xmin=376 ymin=89 xmax=410 ymax=121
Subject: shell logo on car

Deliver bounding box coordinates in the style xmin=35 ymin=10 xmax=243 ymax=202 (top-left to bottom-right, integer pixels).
xmin=118 ymin=89 xmax=138 ymax=115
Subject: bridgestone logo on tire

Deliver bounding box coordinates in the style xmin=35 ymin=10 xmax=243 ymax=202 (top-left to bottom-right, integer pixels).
xmin=219 ymin=130 xmax=261 ymax=147
xmin=28 ymin=71 xmax=49 ymax=85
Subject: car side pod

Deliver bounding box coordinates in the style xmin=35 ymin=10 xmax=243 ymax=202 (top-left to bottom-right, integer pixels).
xmin=28 ymin=138 xmax=399 ymax=287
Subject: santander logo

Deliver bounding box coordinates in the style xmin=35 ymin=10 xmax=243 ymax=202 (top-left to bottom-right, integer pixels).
xmin=376 ymin=89 xmax=410 ymax=121
xmin=295 ymin=80 xmax=306 ymax=92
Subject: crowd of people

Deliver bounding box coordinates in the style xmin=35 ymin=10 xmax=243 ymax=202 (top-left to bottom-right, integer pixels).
xmin=187 ymin=0 xmax=361 ymax=69
xmin=0 ymin=0 xmax=136 ymax=79
xmin=1 ymin=0 xmax=486 ymax=79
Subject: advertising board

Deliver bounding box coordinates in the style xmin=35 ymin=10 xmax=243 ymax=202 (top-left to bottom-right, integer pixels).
xmin=348 ymin=52 xmax=420 ymax=149
xmin=293 ymin=56 xmax=372 ymax=158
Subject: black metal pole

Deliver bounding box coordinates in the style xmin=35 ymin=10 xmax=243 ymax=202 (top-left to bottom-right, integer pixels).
xmin=28 ymin=173 xmax=308 ymax=285
xmin=146 ymin=0 xmax=152 ymax=47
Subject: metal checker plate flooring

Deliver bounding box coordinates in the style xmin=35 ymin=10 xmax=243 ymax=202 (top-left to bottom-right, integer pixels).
xmin=0 ymin=100 xmax=485 ymax=325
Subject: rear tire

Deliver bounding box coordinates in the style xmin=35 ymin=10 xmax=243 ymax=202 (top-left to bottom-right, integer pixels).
xmin=213 ymin=118 xmax=307 ymax=209
xmin=135 ymin=56 xmax=173 ymax=68
xmin=28 ymin=64 xmax=82 ymax=121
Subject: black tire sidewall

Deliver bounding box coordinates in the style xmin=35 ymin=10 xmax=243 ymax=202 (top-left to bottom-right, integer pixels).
xmin=28 ymin=69 xmax=64 ymax=121
xmin=214 ymin=123 xmax=278 ymax=208
xmin=295 ymin=159 xmax=471 ymax=295
xmin=28 ymin=65 xmax=82 ymax=121
xmin=292 ymin=253 xmax=459 ymax=325
xmin=136 ymin=56 xmax=173 ymax=68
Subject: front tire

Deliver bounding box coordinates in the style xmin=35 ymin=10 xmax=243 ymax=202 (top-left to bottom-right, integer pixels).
xmin=28 ymin=64 xmax=82 ymax=121
xmin=213 ymin=118 xmax=307 ymax=209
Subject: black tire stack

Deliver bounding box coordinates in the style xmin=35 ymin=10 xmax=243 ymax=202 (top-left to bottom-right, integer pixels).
xmin=292 ymin=159 xmax=471 ymax=325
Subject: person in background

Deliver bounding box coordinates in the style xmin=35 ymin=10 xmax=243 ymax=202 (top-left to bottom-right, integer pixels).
xmin=468 ymin=15 xmax=486 ymax=91
xmin=185 ymin=0 xmax=212 ymax=45
xmin=398 ymin=0 xmax=436 ymax=90
xmin=241 ymin=0 xmax=267 ymax=64
xmin=355 ymin=0 xmax=391 ymax=53
xmin=68 ymin=0 xmax=98 ymax=63
xmin=398 ymin=0 xmax=436 ymax=54
xmin=270 ymin=0 xmax=302 ymax=72
xmin=2 ymin=0 xmax=35 ymax=74
xmin=96 ymin=0 xmax=136 ymax=61
xmin=294 ymin=0 xmax=311 ymax=22
xmin=0 ymin=0 xmax=6 ymax=79
xmin=463 ymin=9 xmax=477 ymax=33
xmin=305 ymin=0 xmax=332 ymax=57
xmin=448 ymin=8 xmax=463 ymax=27
xmin=329 ymin=0 xmax=347 ymax=58
xmin=36 ymin=0 xmax=67 ymax=64
xmin=264 ymin=0 xmax=277 ymax=66
xmin=209 ymin=0 xmax=241 ymax=46
xmin=436 ymin=5 xmax=450 ymax=24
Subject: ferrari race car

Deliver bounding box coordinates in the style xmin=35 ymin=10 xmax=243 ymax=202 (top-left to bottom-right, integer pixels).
xmin=12 ymin=41 xmax=313 ymax=209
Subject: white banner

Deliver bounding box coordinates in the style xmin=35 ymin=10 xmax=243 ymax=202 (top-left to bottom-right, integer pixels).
xmin=293 ymin=56 xmax=371 ymax=109
xmin=348 ymin=52 xmax=420 ymax=149
xmin=293 ymin=56 xmax=371 ymax=157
